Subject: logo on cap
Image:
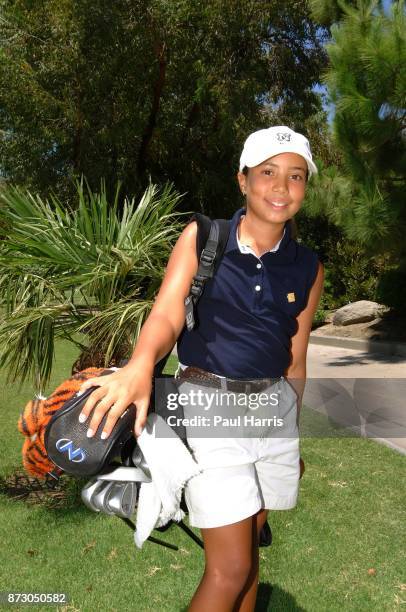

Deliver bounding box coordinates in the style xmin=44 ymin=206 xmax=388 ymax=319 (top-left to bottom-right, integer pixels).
xmin=276 ymin=132 xmax=291 ymax=143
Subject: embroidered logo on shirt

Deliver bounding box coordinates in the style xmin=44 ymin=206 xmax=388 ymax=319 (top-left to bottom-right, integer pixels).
xmin=287 ymin=292 xmax=296 ymax=303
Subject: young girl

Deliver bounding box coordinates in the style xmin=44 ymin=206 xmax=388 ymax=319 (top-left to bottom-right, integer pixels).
xmin=78 ymin=126 xmax=324 ymax=611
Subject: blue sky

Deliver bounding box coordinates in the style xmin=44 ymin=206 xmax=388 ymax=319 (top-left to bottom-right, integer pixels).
xmin=382 ymin=0 xmax=394 ymax=12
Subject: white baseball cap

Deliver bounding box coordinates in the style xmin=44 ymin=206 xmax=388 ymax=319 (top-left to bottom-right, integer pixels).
xmin=239 ymin=126 xmax=318 ymax=177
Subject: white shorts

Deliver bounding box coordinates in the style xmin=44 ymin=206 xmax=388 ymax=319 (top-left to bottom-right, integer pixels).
xmin=176 ymin=375 xmax=301 ymax=529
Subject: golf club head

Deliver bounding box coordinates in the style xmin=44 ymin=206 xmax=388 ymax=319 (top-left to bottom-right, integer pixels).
xmin=44 ymin=385 xmax=136 ymax=477
xmin=132 ymin=446 xmax=151 ymax=479
xmin=90 ymin=481 xmax=117 ymax=515
xmin=81 ymin=479 xmax=106 ymax=512
xmin=105 ymin=482 xmax=138 ymax=518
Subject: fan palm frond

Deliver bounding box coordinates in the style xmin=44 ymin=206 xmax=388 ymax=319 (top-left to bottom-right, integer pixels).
xmin=78 ymin=298 xmax=153 ymax=367
xmin=0 ymin=180 xmax=186 ymax=390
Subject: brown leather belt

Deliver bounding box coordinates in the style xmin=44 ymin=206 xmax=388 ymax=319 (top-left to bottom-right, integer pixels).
xmin=178 ymin=366 xmax=281 ymax=393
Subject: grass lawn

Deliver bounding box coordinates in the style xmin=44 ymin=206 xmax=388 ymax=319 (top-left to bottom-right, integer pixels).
xmin=0 ymin=341 xmax=405 ymax=611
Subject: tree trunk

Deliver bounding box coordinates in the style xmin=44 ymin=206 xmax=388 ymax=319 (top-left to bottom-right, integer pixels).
xmin=136 ymin=41 xmax=167 ymax=177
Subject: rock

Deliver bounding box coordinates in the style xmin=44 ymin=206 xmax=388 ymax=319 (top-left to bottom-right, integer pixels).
xmin=324 ymin=310 xmax=336 ymax=323
xmin=332 ymin=301 xmax=388 ymax=326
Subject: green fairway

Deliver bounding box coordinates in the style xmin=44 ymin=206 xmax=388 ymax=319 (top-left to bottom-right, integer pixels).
xmin=0 ymin=343 xmax=404 ymax=611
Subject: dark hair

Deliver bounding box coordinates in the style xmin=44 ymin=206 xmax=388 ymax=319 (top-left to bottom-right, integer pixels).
xmin=241 ymin=165 xmax=309 ymax=182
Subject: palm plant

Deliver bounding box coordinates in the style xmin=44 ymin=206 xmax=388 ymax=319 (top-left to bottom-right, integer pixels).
xmin=0 ymin=180 xmax=185 ymax=392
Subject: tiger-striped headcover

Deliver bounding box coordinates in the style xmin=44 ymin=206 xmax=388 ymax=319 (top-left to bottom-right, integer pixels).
xmin=18 ymin=368 xmax=106 ymax=479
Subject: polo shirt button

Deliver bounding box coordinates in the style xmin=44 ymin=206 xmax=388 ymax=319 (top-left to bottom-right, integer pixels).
xmin=255 ymin=285 xmax=261 ymax=292
xmin=256 ymin=263 xmax=262 ymax=269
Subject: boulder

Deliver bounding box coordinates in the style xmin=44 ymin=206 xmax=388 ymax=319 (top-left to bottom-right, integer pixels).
xmin=332 ymin=301 xmax=388 ymax=326
xmin=324 ymin=310 xmax=336 ymax=323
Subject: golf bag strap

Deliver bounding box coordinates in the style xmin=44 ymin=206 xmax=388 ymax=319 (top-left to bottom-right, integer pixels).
xmin=128 ymin=214 xmax=230 ymax=370
xmin=185 ymin=214 xmax=231 ymax=331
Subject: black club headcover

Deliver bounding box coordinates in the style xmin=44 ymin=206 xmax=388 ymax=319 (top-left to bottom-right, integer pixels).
xmin=44 ymin=386 xmax=136 ymax=478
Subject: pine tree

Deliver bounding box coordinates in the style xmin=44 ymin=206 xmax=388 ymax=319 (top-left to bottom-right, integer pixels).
xmin=309 ymin=0 xmax=361 ymax=25
xmin=305 ymin=0 xmax=406 ymax=310
xmin=322 ymin=0 xmax=405 ymax=259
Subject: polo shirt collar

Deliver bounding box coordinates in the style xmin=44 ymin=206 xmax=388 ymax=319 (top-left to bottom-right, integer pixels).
xmin=226 ymin=207 xmax=297 ymax=263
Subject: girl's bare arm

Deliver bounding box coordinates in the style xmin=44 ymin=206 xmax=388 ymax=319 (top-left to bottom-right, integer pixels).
xmin=78 ymin=222 xmax=199 ymax=437
xmin=285 ymin=261 xmax=325 ymax=418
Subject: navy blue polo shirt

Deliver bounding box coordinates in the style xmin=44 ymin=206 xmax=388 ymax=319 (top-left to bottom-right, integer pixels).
xmin=177 ymin=208 xmax=319 ymax=379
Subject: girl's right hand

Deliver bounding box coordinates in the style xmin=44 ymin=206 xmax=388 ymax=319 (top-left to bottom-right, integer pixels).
xmin=76 ymin=365 xmax=153 ymax=439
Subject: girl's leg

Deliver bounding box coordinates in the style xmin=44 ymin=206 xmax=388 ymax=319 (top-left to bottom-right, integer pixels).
xmin=233 ymin=509 xmax=269 ymax=612
xmin=188 ymin=515 xmax=257 ymax=612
